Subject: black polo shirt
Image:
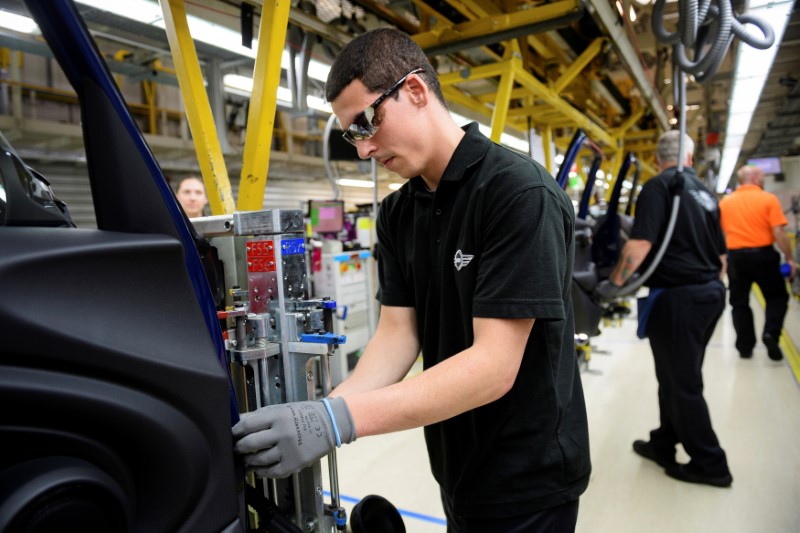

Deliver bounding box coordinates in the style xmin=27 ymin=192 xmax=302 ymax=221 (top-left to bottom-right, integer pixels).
xmin=631 ymin=167 xmax=726 ymax=287
xmin=376 ymin=122 xmax=591 ymax=518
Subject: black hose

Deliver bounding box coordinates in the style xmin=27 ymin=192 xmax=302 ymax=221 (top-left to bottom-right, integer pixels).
xmin=652 ymin=0 xmax=775 ymax=82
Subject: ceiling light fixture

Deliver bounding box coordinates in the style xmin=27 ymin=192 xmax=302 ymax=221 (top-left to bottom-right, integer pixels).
xmin=716 ymin=0 xmax=793 ymax=192
xmin=0 ymin=10 xmax=40 ymax=34
xmin=337 ymin=179 xmax=375 ymax=188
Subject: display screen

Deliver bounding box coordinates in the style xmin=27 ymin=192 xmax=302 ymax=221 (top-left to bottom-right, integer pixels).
xmin=309 ymin=199 xmax=344 ymax=234
xmin=746 ymin=157 xmax=782 ymax=175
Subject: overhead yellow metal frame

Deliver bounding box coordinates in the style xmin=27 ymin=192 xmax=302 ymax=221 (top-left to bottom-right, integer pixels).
xmin=160 ymin=0 xmax=234 ymax=215
xmin=441 ymin=86 xmax=493 ymax=121
xmin=439 ymin=62 xmax=509 ymax=86
xmin=624 ymin=129 xmax=659 ymax=142
xmin=490 ymin=46 xmax=519 ymax=142
xmin=552 ymin=37 xmax=605 ymax=95
xmin=441 ymin=55 xmax=619 ymax=149
xmin=237 ymin=0 xmax=291 ymax=211
xmin=513 ymin=61 xmax=615 ymax=146
xmin=443 ymin=0 xmax=494 ymax=20
xmin=613 ymin=108 xmax=645 ymax=138
xmin=412 ymin=0 xmax=581 ymax=51
xmin=542 ymin=126 xmax=553 ymax=174
xmin=141 ymin=79 xmax=157 ymax=134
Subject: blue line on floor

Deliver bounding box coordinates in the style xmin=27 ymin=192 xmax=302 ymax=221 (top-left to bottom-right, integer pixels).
xmin=325 ymin=491 xmax=448 ymax=526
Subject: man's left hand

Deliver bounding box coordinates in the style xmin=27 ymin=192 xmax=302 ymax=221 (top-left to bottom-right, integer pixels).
xmin=594 ymin=279 xmax=623 ymax=302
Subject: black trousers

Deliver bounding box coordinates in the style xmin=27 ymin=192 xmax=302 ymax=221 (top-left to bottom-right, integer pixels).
xmin=441 ymin=491 xmax=579 ymax=533
xmin=727 ymin=246 xmax=788 ymax=353
xmin=645 ymin=279 xmax=730 ymax=476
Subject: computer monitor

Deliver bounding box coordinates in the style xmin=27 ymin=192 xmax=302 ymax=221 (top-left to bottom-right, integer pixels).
xmin=309 ymin=199 xmax=344 ymax=235
xmin=746 ymin=157 xmax=782 ymax=175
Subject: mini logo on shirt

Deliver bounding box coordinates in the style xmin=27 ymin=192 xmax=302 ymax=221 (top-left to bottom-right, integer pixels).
xmin=689 ymin=189 xmax=717 ymax=212
xmin=454 ymin=250 xmax=474 ymax=271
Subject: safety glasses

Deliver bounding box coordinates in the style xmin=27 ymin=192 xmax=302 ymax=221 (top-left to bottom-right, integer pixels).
xmin=341 ymin=67 xmax=425 ymax=146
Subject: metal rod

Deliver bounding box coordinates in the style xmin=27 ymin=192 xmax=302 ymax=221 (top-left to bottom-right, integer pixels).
xmin=677 ymin=68 xmax=687 ymax=172
xmin=319 ymin=343 xmax=342 ymax=509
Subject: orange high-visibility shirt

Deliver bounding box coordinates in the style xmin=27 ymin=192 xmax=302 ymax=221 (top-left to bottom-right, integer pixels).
xmin=719 ymin=184 xmax=787 ymax=249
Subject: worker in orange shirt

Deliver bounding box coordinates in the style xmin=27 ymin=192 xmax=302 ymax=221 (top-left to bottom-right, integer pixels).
xmin=719 ymin=165 xmax=796 ymax=361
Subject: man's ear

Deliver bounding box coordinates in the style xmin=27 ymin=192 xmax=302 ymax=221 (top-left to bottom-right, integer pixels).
xmin=404 ymin=74 xmax=428 ymax=107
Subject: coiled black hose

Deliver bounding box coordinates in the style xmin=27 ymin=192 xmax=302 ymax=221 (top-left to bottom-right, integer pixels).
xmin=652 ymin=0 xmax=775 ymax=82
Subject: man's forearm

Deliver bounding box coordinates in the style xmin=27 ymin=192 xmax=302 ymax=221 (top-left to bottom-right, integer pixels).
xmin=773 ymin=228 xmax=793 ymax=263
xmin=331 ymin=306 xmax=420 ymax=398
xmin=331 ymin=333 xmax=420 ymax=398
xmin=610 ymin=239 xmax=653 ymax=286
xmin=344 ymin=317 xmax=533 ymax=438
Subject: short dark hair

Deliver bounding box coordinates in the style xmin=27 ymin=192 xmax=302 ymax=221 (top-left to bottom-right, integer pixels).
xmin=176 ymin=175 xmax=204 ymax=192
xmin=325 ymin=28 xmax=446 ymax=108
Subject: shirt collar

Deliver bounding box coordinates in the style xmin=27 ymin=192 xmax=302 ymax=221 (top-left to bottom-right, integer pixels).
xmin=407 ymin=122 xmax=490 ymax=194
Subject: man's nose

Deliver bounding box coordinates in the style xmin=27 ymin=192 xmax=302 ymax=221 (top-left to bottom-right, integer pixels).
xmin=355 ymin=139 xmax=376 ymax=160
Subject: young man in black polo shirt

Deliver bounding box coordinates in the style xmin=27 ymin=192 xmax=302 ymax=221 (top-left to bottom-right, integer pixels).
xmin=603 ymin=131 xmax=732 ymax=488
xmin=232 ymin=28 xmax=591 ymax=530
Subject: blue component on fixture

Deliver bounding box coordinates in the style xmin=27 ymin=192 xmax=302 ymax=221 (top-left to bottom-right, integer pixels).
xmin=281 ymin=238 xmax=306 ymax=255
xmin=300 ymin=333 xmax=347 ymax=345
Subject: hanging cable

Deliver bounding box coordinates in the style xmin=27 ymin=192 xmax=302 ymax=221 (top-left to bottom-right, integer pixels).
xmin=652 ymin=0 xmax=775 ymax=82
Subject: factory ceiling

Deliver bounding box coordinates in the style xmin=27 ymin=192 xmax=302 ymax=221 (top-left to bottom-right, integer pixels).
xmin=0 ymin=0 xmax=798 ymax=190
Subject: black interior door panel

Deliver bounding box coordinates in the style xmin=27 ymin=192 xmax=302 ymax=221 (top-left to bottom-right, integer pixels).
xmin=0 ymin=227 xmax=240 ymax=532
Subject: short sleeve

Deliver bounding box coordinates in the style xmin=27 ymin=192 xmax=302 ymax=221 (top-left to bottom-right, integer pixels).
xmin=375 ymin=199 xmax=414 ymax=307
xmin=630 ymin=179 xmax=668 ymax=243
xmin=766 ymin=195 xmax=788 ymax=228
xmin=473 ymin=186 xmax=570 ymax=320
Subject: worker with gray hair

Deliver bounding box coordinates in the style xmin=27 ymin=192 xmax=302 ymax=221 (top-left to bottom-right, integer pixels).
xmin=603 ymin=129 xmax=732 ymax=488
xmin=719 ymin=164 xmax=795 ymax=360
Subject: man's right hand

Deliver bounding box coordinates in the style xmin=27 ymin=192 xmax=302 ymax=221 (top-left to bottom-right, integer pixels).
xmin=232 ymin=397 xmax=356 ymax=479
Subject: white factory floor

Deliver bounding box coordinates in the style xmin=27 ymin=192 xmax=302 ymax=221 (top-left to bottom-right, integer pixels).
xmin=324 ymin=287 xmax=800 ymax=533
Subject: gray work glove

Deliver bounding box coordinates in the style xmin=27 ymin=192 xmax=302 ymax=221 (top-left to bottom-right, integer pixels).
xmin=232 ymin=397 xmax=356 ymax=479
xmin=594 ymin=279 xmax=623 ymax=302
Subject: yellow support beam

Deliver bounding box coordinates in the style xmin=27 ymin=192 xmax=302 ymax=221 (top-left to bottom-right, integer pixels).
xmin=625 ymin=128 xmax=659 ymax=142
xmin=542 ymin=125 xmax=553 ymax=174
xmin=141 ymin=80 xmax=157 ymax=134
xmin=442 ymin=0 xmax=493 ymax=19
xmin=526 ymin=35 xmax=556 ymax=60
xmin=238 ymin=0 xmax=292 ymax=211
xmin=439 ymin=62 xmax=509 ymax=86
xmin=476 ymin=87 xmax=530 ymax=104
xmin=442 ymin=86 xmax=494 ymax=120
xmin=612 ymin=108 xmax=645 ymax=140
xmin=490 ymin=48 xmax=518 ymax=143
xmin=507 ymin=105 xmax=563 ymax=120
xmin=510 ymin=61 xmax=615 ymax=146
xmin=638 ymin=158 xmax=658 ymax=179
xmin=619 ymin=140 xmax=657 ymax=153
xmin=160 ymin=0 xmax=234 ymax=215
xmin=552 ymin=37 xmax=605 ymax=94
xmin=413 ymin=0 xmax=581 ymax=52
xmin=537 ymin=33 xmax=573 ymax=67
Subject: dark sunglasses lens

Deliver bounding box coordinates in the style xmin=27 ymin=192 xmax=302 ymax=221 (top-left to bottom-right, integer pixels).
xmin=343 ymin=112 xmax=375 ymax=144
xmin=353 ymin=110 xmax=372 ymax=130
